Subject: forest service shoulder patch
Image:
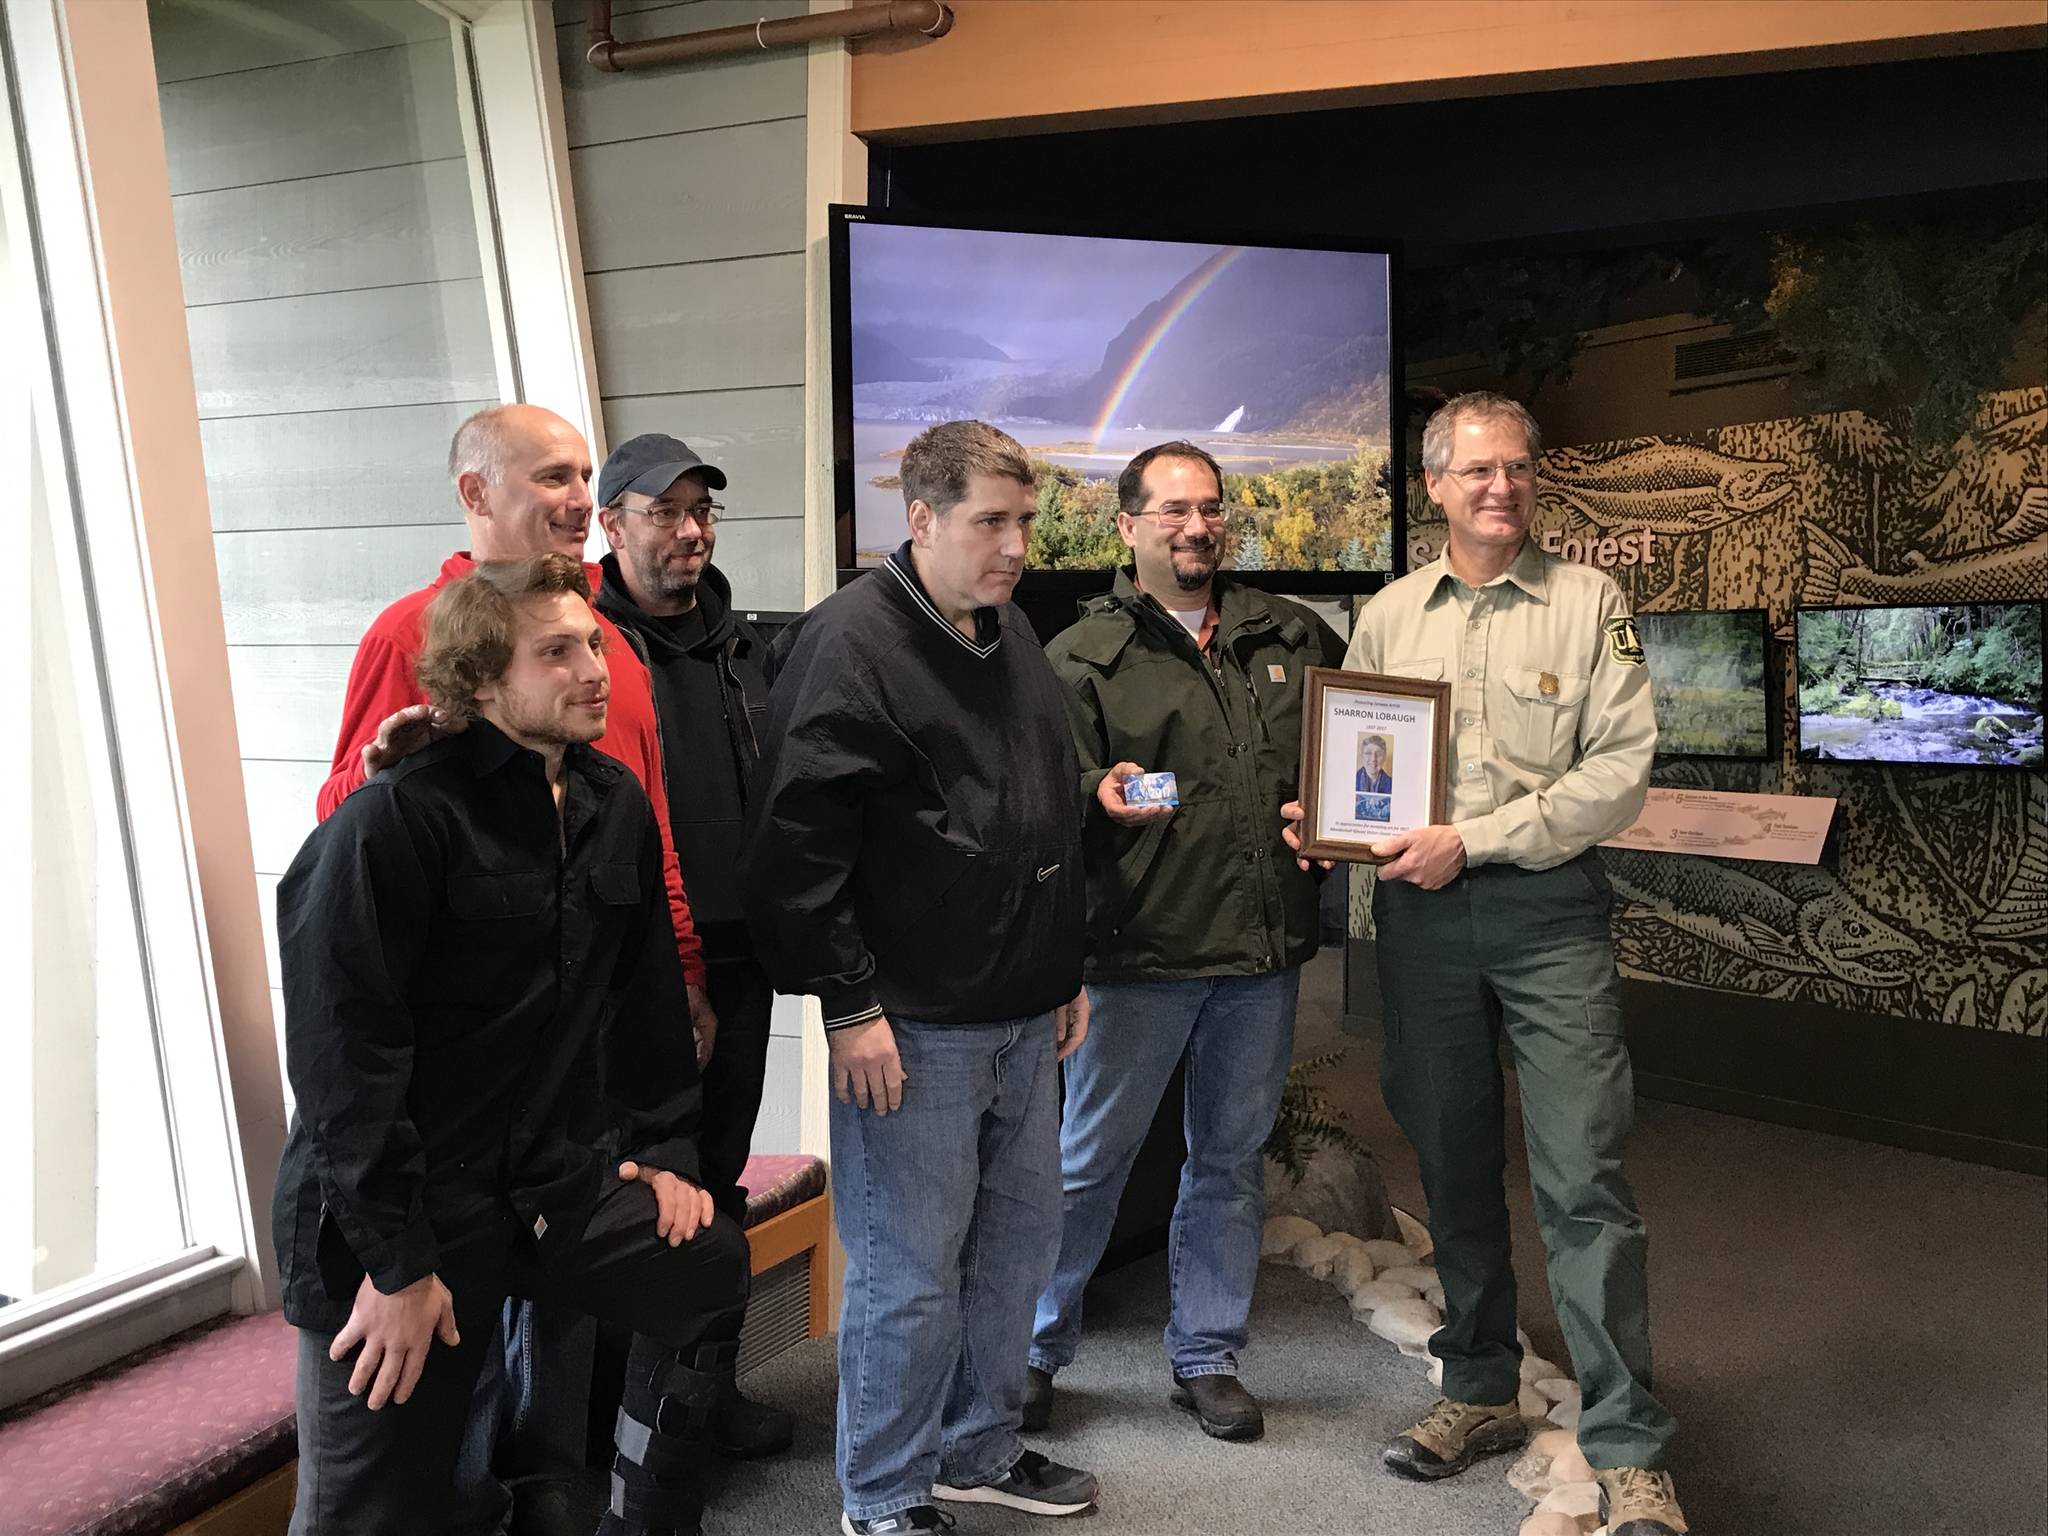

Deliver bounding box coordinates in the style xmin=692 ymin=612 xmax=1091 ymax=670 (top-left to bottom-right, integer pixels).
xmin=1605 ymin=616 xmax=1647 ymax=666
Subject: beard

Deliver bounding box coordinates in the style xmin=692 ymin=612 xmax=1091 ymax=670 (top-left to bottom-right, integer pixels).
xmin=1170 ymin=537 xmax=1219 ymax=590
xmin=498 ymin=692 xmax=607 ymax=747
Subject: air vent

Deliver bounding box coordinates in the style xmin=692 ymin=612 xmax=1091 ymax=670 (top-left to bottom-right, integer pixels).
xmin=1670 ymin=330 xmax=1796 ymax=392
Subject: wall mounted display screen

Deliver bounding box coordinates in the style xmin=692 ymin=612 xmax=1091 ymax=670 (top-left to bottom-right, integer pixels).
xmin=1795 ymin=603 xmax=2044 ymax=768
xmin=831 ymin=207 xmax=1397 ymax=578
xmin=1636 ymin=608 xmax=1772 ymax=759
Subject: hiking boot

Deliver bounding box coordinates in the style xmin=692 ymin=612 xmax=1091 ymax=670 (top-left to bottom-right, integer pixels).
xmin=1381 ymin=1396 xmax=1527 ymax=1480
xmin=710 ymin=1385 xmax=795 ymax=1459
xmin=1022 ymin=1365 xmax=1055 ymax=1432
xmin=932 ymin=1448 xmax=1098 ymax=1515
xmin=1169 ymin=1372 xmax=1265 ymax=1441
xmin=1598 ymin=1466 xmax=1690 ymax=1535
xmin=841 ymin=1508 xmax=956 ymax=1536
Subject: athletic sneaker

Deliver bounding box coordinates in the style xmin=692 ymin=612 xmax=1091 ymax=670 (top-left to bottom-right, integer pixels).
xmin=932 ymin=1449 xmax=1099 ymax=1515
xmin=840 ymin=1507 xmax=955 ymax=1535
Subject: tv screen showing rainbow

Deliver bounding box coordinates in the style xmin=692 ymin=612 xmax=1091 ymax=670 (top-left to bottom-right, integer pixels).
xmin=835 ymin=213 xmax=1395 ymax=573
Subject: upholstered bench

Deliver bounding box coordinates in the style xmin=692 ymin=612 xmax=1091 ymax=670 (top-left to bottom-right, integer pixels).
xmin=0 ymin=1154 xmax=830 ymax=1536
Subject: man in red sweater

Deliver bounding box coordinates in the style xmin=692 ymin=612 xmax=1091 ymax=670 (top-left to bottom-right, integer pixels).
xmin=318 ymin=402 xmax=716 ymax=1533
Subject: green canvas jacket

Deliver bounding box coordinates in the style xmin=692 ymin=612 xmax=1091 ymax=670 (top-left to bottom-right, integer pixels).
xmin=1047 ymin=569 xmax=1347 ymax=983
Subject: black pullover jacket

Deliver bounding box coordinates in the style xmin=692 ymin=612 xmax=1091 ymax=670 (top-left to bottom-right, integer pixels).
xmin=739 ymin=545 xmax=1084 ymax=1029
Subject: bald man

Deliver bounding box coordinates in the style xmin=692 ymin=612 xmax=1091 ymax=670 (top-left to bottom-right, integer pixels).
xmin=318 ymin=404 xmax=718 ymax=1534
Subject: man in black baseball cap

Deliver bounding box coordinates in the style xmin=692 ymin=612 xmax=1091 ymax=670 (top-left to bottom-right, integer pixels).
xmin=594 ymin=432 xmax=791 ymax=1460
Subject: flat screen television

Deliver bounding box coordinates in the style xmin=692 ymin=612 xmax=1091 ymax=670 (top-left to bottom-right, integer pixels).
xmin=1795 ymin=602 xmax=2044 ymax=768
xmin=829 ymin=206 xmax=1399 ymax=587
xmin=1636 ymin=608 xmax=1772 ymax=760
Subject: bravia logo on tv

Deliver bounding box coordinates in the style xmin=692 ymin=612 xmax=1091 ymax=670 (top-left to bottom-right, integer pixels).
xmin=1537 ymin=529 xmax=1659 ymax=569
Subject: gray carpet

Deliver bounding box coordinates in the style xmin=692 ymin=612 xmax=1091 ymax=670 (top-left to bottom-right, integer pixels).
xmin=707 ymin=1255 xmax=1525 ymax=1536
xmin=688 ymin=948 xmax=2048 ymax=1535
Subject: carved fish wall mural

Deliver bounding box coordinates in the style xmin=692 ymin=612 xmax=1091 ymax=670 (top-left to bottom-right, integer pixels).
xmin=1379 ymin=386 xmax=2047 ymax=1035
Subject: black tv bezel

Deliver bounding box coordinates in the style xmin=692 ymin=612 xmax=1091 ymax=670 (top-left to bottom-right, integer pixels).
xmin=1635 ymin=605 xmax=1776 ymax=762
xmin=1791 ymin=599 xmax=2047 ymax=772
xmin=827 ymin=202 xmax=1405 ymax=598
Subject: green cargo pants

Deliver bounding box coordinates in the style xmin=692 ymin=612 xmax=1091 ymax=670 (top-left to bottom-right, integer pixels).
xmin=1372 ymin=852 xmax=1676 ymax=1471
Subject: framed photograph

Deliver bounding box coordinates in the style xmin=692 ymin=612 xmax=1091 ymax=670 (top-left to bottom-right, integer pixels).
xmin=1297 ymin=666 xmax=1451 ymax=863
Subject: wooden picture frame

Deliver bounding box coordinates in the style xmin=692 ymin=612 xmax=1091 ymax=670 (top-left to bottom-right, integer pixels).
xmin=1296 ymin=666 xmax=1453 ymax=864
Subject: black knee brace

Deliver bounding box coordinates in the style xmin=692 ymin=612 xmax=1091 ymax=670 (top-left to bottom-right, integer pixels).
xmin=604 ymin=1339 xmax=740 ymax=1534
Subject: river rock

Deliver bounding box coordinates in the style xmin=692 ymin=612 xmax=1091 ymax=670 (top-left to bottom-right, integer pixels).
xmin=1518 ymin=1511 xmax=1584 ymax=1536
xmin=1261 ymin=1215 xmax=1321 ymax=1260
xmin=1330 ymin=1243 xmax=1377 ymax=1294
xmin=1361 ymin=1238 xmax=1416 ymax=1270
xmin=1393 ymin=1206 xmax=1435 ymax=1257
xmin=1262 ymin=1143 xmax=1399 ymax=1240
xmin=1293 ymin=1233 xmax=1350 ymax=1278
xmin=1346 ymin=1278 xmax=1421 ymax=1318
xmin=1379 ymin=1264 xmax=1439 ymax=1293
xmin=1518 ymin=1383 xmax=1548 ymax=1418
xmin=1520 ymin=1354 xmax=1564 ymax=1385
xmin=1535 ymin=1480 xmax=1602 ymax=1523
xmin=1506 ymin=1430 xmax=1597 ymax=1501
xmin=1422 ymin=1281 xmax=1446 ymax=1309
xmin=1535 ymin=1378 xmax=1581 ymax=1406
xmin=1367 ymin=1297 xmax=1441 ymax=1354
xmin=1518 ymin=1325 xmax=1534 ymax=1352
xmin=1547 ymin=1396 xmax=1583 ymax=1430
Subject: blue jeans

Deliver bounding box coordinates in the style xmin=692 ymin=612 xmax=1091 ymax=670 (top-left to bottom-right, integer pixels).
xmin=450 ymin=1300 xmax=597 ymax=1534
xmin=1031 ymin=969 xmax=1299 ymax=1380
xmin=831 ymin=1015 xmax=1061 ymax=1523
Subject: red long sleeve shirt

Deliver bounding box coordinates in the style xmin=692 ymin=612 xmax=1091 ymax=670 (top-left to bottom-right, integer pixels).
xmin=317 ymin=552 xmax=706 ymax=985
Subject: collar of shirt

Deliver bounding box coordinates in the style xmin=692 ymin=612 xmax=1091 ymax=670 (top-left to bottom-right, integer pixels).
xmin=458 ymin=716 xmax=625 ymax=793
xmin=1420 ymin=537 xmax=1551 ymax=609
xmin=883 ymin=541 xmax=1003 ymax=657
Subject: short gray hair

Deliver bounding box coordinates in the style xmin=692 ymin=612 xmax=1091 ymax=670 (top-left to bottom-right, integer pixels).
xmin=447 ymin=405 xmax=524 ymax=486
xmin=1419 ymin=391 xmax=1543 ymax=475
xmin=900 ymin=420 xmax=1033 ymax=515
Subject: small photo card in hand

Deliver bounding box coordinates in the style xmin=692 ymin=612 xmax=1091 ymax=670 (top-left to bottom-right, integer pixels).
xmin=1123 ymin=771 xmax=1180 ymax=808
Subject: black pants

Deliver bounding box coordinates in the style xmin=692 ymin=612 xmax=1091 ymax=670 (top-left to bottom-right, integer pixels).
xmin=698 ymin=955 xmax=775 ymax=1221
xmin=290 ymin=1180 xmax=748 ymax=1536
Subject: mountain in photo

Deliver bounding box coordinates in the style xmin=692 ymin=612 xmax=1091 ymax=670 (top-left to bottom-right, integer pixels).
xmin=1012 ymin=247 xmax=1390 ymax=436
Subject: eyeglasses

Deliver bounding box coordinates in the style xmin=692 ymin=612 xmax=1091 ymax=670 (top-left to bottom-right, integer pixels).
xmin=1136 ymin=500 xmax=1229 ymax=528
xmin=1447 ymin=460 xmax=1538 ymax=488
xmin=616 ymin=499 xmax=722 ymax=528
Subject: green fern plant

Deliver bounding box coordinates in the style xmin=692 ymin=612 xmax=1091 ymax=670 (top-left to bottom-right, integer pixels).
xmin=1264 ymin=1050 xmax=1369 ymax=1184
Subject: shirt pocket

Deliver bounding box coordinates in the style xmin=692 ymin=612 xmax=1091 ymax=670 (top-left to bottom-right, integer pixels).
xmin=1502 ymin=666 xmax=1590 ymax=772
xmin=1383 ymin=657 xmax=1445 ymax=681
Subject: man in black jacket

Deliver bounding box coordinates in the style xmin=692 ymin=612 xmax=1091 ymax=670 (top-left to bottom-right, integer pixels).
xmin=740 ymin=421 xmax=1098 ymax=1536
xmin=594 ymin=433 xmax=790 ymax=1458
xmin=274 ymin=555 xmax=747 ymax=1536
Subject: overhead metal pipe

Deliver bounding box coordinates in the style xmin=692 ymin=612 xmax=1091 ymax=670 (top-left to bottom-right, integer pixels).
xmin=587 ymin=0 xmax=953 ymax=72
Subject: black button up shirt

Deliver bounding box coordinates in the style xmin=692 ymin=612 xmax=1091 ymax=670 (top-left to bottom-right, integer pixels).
xmin=271 ymin=719 xmax=698 ymax=1331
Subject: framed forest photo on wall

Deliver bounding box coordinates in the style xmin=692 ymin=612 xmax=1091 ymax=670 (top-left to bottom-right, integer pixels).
xmin=1296 ymin=667 xmax=1451 ymax=863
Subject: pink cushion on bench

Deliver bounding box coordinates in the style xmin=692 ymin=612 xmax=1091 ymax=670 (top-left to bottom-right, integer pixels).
xmin=0 ymin=1311 xmax=297 ymax=1536
xmin=739 ymin=1153 xmax=827 ymax=1227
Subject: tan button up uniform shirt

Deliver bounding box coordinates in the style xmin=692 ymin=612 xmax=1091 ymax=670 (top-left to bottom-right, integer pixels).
xmin=1342 ymin=539 xmax=1656 ymax=871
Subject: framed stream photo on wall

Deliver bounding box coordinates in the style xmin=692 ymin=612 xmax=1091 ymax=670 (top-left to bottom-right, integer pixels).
xmin=1296 ymin=667 xmax=1451 ymax=864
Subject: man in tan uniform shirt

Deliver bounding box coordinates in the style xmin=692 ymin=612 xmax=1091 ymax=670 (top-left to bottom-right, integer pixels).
xmin=1286 ymin=392 xmax=1686 ymax=1536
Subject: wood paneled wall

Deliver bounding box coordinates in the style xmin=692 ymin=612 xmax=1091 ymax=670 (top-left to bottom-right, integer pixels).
xmin=550 ymin=0 xmax=815 ymax=1153
xmin=551 ymin=0 xmax=809 ymax=614
xmin=151 ymin=0 xmax=496 ymax=1028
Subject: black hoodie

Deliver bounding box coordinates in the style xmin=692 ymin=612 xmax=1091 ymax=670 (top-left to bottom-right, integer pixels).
xmin=595 ymin=553 xmax=772 ymax=961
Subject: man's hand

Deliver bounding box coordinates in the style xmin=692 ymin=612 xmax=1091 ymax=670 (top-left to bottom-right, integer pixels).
xmin=329 ymin=1272 xmax=459 ymax=1411
xmin=1095 ymin=762 xmax=1174 ymax=827
xmin=1054 ymin=987 xmax=1091 ymax=1062
xmin=828 ymin=1016 xmax=905 ymax=1114
xmin=686 ymin=984 xmax=719 ymax=1067
xmin=1279 ymin=800 xmax=1336 ymax=873
xmin=619 ymin=1161 xmax=714 ymax=1246
xmin=1372 ymin=824 xmax=1468 ymax=890
xmin=361 ymin=704 xmax=464 ymax=782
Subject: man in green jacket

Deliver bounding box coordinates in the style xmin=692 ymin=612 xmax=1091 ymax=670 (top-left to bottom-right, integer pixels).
xmin=1026 ymin=441 xmax=1346 ymax=1441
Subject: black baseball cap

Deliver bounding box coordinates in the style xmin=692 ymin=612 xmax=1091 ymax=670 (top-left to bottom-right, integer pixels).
xmin=597 ymin=432 xmax=728 ymax=507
